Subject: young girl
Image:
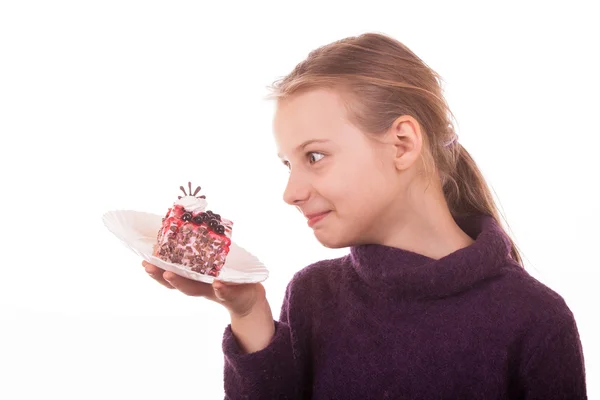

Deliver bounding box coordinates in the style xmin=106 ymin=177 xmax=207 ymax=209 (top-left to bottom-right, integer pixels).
xmin=143 ymin=33 xmax=587 ymax=399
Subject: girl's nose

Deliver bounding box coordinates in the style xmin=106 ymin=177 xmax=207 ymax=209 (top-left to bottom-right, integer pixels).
xmin=283 ymin=171 xmax=310 ymax=205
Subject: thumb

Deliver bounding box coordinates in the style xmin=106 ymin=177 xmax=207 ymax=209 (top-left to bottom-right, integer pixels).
xmin=212 ymin=280 xmax=232 ymax=302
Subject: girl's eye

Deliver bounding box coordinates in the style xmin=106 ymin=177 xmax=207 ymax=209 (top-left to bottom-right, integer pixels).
xmin=308 ymin=152 xmax=325 ymax=164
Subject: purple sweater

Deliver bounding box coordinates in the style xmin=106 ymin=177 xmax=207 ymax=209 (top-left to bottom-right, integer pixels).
xmin=222 ymin=215 xmax=587 ymax=399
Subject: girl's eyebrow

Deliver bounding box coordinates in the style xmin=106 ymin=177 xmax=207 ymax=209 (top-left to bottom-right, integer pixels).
xmin=278 ymin=139 xmax=330 ymax=158
xmin=299 ymin=138 xmax=330 ymax=149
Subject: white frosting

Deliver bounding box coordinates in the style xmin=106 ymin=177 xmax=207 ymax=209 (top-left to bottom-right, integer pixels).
xmin=175 ymin=196 xmax=208 ymax=213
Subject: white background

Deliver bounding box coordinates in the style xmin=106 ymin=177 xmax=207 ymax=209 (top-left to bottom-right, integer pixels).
xmin=1 ymin=1 xmax=598 ymax=399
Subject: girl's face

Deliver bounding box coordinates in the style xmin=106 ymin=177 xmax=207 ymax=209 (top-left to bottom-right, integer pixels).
xmin=274 ymin=89 xmax=413 ymax=248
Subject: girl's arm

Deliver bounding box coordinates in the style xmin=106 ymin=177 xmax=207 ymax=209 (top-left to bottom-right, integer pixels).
xmin=222 ymin=276 xmax=312 ymax=400
xmin=228 ymin=295 xmax=275 ymax=354
xmin=519 ymin=310 xmax=587 ymax=399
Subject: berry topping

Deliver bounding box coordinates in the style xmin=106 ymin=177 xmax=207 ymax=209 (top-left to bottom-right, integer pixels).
xmin=208 ymin=219 xmax=219 ymax=229
xmin=213 ymin=214 xmax=221 ymax=221
xmin=181 ymin=212 xmax=192 ymax=222
xmin=215 ymin=225 xmax=225 ymax=235
xmin=192 ymin=215 xmax=203 ymax=225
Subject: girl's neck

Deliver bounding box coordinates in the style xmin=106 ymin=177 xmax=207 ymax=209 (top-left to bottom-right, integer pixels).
xmin=379 ymin=180 xmax=475 ymax=260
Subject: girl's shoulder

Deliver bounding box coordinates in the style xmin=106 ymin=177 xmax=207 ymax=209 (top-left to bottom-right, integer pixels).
xmin=285 ymin=254 xmax=351 ymax=298
xmin=293 ymin=253 xmax=349 ymax=280
xmin=489 ymin=263 xmax=578 ymax=334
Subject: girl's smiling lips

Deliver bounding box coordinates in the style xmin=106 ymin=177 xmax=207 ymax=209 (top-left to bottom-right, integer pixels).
xmin=304 ymin=211 xmax=331 ymax=227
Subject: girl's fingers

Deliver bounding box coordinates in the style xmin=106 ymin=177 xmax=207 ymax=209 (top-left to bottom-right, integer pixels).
xmin=163 ymin=271 xmax=215 ymax=298
xmin=142 ymin=261 xmax=175 ymax=289
xmin=141 ymin=261 xmax=226 ymax=300
xmin=139 ymin=262 xmax=263 ymax=317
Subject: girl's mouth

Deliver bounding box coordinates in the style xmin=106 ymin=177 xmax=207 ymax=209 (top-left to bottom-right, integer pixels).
xmin=307 ymin=211 xmax=331 ymax=227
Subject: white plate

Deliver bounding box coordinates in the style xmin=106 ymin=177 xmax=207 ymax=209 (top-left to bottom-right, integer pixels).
xmin=102 ymin=210 xmax=269 ymax=284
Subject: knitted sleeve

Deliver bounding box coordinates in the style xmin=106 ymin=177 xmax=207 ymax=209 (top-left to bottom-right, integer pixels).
xmin=519 ymin=308 xmax=587 ymax=399
xmin=221 ymin=275 xmax=312 ymax=400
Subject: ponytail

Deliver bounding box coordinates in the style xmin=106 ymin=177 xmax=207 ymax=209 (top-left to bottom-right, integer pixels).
xmin=444 ymin=144 xmax=523 ymax=266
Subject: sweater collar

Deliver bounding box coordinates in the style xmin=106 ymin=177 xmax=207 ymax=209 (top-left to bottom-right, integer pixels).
xmin=349 ymin=214 xmax=515 ymax=299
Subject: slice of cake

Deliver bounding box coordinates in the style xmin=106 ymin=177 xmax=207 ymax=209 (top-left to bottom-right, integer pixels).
xmin=153 ymin=182 xmax=233 ymax=277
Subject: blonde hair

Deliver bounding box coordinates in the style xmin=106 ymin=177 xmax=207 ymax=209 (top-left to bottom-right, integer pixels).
xmin=267 ymin=32 xmax=522 ymax=266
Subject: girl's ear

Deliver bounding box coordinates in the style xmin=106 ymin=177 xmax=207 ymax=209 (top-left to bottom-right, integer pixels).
xmin=388 ymin=115 xmax=423 ymax=171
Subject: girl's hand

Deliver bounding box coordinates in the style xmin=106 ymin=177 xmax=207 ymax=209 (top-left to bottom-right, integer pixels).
xmin=142 ymin=260 xmax=266 ymax=318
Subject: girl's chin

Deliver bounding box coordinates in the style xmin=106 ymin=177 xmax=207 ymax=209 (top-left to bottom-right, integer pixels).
xmin=314 ymin=230 xmax=351 ymax=249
